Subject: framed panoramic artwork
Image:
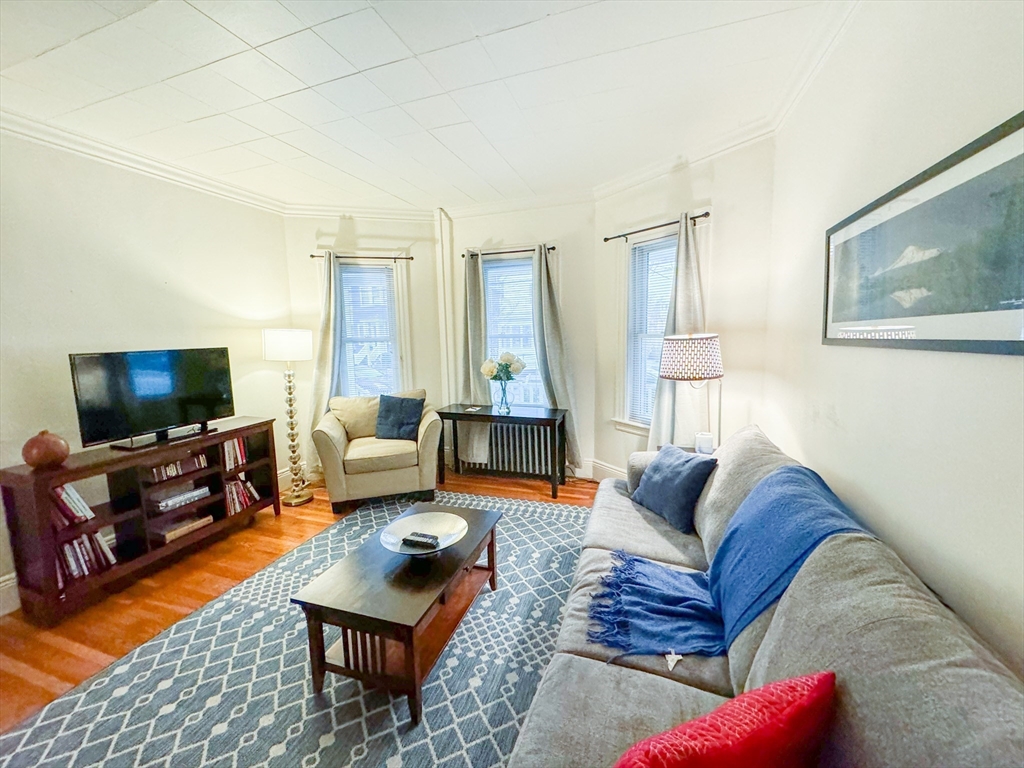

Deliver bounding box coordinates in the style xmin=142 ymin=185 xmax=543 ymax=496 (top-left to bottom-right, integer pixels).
xmin=823 ymin=111 xmax=1024 ymax=355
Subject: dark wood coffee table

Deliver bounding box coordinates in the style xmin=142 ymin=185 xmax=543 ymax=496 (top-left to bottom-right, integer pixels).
xmin=291 ymin=502 xmax=502 ymax=725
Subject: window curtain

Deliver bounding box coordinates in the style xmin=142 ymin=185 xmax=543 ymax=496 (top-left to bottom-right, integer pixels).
xmin=533 ymin=245 xmax=582 ymax=468
xmin=307 ymin=251 xmax=338 ymax=479
xmin=647 ymin=214 xmax=709 ymax=450
xmin=457 ymin=251 xmax=491 ymax=463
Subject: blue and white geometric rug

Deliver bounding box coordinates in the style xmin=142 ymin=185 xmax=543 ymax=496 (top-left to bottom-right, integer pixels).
xmin=0 ymin=492 xmax=590 ymax=768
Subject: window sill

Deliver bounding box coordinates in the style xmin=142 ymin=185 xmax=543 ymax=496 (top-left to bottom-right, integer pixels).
xmin=611 ymin=418 xmax=650 ymax=437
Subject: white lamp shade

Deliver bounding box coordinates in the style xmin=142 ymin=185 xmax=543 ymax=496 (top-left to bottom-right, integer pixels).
xmin=262 ymin=328 xmax=313 ymax=362
xmin=659 ymin=333 xmax=724 ymax=381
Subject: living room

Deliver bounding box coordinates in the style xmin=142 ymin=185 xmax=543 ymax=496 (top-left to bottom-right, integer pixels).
xmin=0 ymin=1 xmax=1021 ymax=766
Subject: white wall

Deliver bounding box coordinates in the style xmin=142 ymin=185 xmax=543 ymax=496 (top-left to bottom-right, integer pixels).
xmin=761 ymin=0 xmax=1024 ymax=673
xmin=445 ymin=201 xmax=597 ymax=472
xmin=0 ymin=134 xmax=291 ymax=605
xmin=592 ymin=138 xmax=776 ymax=475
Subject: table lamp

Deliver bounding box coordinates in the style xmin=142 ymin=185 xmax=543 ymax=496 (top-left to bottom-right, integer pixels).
xmin=263 ymin=328 xmax=314 ymax=506
xmin=658 ymin=333 xmax=724 ymax=449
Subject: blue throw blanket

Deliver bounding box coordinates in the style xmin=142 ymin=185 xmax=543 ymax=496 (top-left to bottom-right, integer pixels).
xmin=588 ymin=465 xmax=866 ymax=657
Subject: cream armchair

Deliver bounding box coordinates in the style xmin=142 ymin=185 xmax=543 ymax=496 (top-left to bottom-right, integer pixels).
xmin=312 ymin=389 xmax=442 ymax=514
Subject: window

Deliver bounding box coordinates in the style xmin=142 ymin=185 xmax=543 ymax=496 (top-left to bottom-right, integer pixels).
xmin=482 ymin=258 xmax=548 ymax=407
xmin=626 ymin=235 xmax=677 ymax=424
xmin=332 ymin=263 xmax=400 ymax=397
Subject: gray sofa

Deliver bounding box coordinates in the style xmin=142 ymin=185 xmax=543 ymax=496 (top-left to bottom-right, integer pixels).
xmin=509 ymin=426 xmax=1024 ymax=768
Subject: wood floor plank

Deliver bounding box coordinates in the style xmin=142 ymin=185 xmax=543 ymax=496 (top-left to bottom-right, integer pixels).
xmin=0 ymin=474 xmax=597 ymax=733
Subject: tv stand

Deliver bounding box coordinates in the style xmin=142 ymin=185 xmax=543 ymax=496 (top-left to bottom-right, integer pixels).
xmin=0 ymin=416 xmax=280 ymax=626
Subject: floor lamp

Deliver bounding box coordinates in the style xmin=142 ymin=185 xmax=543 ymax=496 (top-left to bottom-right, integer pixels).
xmin=658 ymin=333 xmax=724 ymax=448
xmin=263 ymin=328 xmax=314 ymax=507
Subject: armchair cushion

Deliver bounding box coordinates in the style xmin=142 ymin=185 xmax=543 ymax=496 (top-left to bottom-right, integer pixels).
xmin=344 ymin=437 xmax=418 ymax=475
xmin=329 ymin=389 xmax=427 ymax=440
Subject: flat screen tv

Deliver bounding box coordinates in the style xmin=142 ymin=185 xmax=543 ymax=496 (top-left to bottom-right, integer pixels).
xmin=70 ymin=348 xmax=234 ymax=447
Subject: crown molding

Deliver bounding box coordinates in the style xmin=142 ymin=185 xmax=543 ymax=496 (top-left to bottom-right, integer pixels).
xmin=0 ymin=110 xmax=437 ymax=222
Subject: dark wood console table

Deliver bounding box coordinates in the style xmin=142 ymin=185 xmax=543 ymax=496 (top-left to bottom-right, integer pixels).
xmin=436 ymin=404 xmax=567 ymax=498
xmin=0 ymin=417 xmax=280 ymax=625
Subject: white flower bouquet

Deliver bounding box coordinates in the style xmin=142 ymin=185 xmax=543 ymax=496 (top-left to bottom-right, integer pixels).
xmin=481 ymin=352 xmax=526 ymax=413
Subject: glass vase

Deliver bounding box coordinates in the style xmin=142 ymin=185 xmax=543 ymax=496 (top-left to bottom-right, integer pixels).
xmin=497 ymin=380 xmax=512 ymax=415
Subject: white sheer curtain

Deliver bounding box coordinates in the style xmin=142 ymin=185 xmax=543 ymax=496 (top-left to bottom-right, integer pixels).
xmin=307 ymin=252 xmax=337 ymax=479
xmin=647 ymin=214 xmax=710 ymax=450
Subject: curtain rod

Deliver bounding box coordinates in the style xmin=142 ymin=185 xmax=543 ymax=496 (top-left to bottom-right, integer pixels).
xmin=461 ymin=245 xmax=556 ymax=259
xmin=309 ymin=251 xmax=413 ymax=261
xmin=603 ymin=211 xmax=710 ymax=243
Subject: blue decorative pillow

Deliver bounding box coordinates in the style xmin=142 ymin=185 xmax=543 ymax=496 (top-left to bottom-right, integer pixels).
xmin=632 ymin=445 xmax=718 ymax=534
xmin=375 ymin=395 xmax=425 ymax=441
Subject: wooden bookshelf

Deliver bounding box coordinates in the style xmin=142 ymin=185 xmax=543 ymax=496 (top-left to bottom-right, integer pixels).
xmin=0 ymin=417 xmax=280 ymax=626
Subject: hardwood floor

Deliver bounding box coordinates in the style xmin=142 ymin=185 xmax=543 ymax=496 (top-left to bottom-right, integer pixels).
xmin=0 ymin=473 xmax=598 ymax=734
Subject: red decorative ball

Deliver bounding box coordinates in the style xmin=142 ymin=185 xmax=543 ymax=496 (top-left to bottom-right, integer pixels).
xmin=22 ymin=430 xmax=70 ymax=469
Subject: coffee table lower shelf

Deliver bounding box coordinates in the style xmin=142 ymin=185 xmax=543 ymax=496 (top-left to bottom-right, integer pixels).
xmin=303 ymin=549 xmax=496 ymax=724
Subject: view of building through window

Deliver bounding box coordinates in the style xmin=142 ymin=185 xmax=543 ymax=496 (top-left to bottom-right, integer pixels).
xmin=627 ymin=235 xmax=678 ymax=424
xmin=332 ymin=264 xmax=400 ymax=397
xmin=482 ymin=258 xmax=548 ymax=407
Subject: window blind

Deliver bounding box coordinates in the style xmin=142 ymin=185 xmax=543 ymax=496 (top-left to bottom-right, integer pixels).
xmin=626 ymin=235 xmax=678 ymax=424
xmin=332 ymin=264 xmax=400 ymax=397
xmin=482 ymin=258 xmax=548 ymax=407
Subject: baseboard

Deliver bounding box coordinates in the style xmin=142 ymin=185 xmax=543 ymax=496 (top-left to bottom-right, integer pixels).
xmin=590 ymin=459 xmax=627 ymax=481
xmin=0 ymin=572 xmax=19 ymax=616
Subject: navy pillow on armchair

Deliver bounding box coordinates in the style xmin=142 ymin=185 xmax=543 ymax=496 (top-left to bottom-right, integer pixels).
xmin=376 ymin=395 xmax=425 ymax=441
xmin=632 ymin=445 xmax=717 ymax=534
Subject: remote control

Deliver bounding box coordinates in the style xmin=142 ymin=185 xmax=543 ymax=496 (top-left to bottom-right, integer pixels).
xmin=402 ymin=532 xmax=439 ymax=549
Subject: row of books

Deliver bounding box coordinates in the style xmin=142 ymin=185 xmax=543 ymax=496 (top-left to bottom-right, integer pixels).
xmin=150 ymin=514 xmax=213 ymax=544
xmin=148 ymin=453 xmax=208 ymax=483
xmin=224 ymin=437 xmax=248 ymax=471
xmin=226 ymin=478 xmax=260 ymax=515
xmin=57 ymin=533 xmax=117 ymax=589
xmin=53 ymin=485 xmax=96 ymax=524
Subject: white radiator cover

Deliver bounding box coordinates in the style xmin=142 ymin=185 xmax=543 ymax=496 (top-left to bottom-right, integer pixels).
xmin=463 ymin=423 xmax=553 ymax=477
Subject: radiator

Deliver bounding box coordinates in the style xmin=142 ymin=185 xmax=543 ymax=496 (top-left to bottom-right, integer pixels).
xmin=463 ymin=423 xmax=553 ymax=477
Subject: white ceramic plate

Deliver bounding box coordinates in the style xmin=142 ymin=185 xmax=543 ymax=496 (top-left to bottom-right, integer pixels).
xmin=379 ymin=511 xmax=469 ymax=556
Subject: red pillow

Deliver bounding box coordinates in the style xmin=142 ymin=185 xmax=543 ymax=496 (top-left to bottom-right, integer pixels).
xmin=614 ymin=671 xmax=836 ymax=768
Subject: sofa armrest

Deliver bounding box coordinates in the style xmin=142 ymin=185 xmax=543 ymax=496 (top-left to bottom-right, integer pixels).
xmin=312 ymin=411 xmax=349 ymax=503
xmin=626 ymin=451 xmax=658 ymax=495
xmin=416 ymin=410 xmax=442 ymax=490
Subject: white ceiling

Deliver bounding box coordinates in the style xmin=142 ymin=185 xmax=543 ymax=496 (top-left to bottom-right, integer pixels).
xmin=0 ymin=0 xmax=852 ymax=213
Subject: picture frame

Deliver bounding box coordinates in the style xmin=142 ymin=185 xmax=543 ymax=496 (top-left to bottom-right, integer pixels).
xmin=823 ymin=111 xmax=1024 ymax=355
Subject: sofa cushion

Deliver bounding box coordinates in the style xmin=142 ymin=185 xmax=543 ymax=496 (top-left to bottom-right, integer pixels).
xmin=614 ymin=671 xmax=836 ymax=768
xmin=507 ymin=653 xmax=727 ymax=768
xmin=746 ymin=532 xmax=1024 ymax=768
xmin=329 ymin=388 xmax=427 ymax=440
xmin=727 ymin=601 xmax=778 ymax=694
xmin=632 ymin=446 xmax=717 ymax=534
xmin=343 ymin=436 xmax=418 ymax=474
xmin=693 ymin=425 xmax=799 ymax=563
xmin=557 ymin=548 xmax=732 ymax=697
xmin=584 ymin=479 xmax=708 ymax=570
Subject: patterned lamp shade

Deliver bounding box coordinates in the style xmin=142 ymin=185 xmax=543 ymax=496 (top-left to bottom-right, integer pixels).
xmin=659 ymin=333 xmax=724 ymax=381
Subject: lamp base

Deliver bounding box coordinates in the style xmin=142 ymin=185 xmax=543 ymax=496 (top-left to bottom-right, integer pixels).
xmin=281 ymin=488 xmax=314 ymax=507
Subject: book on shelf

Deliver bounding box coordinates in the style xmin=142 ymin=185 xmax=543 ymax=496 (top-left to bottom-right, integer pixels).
xmin=58 ymin=532 xmax=117 ymax=585
xmin=154 ymin=485 xmax=211 ymax=512
xmin=223 ymin=437 xmax=247 ymax=471
xmin=150 ymin=514 xmax=214 ymax=544
xmin=148 ymin=453 xmax=208 ymax=483
xmin=53 ymin=485 xmax=96 ymax=523
xmin=225 ymin=479 xmax=257 ymax=515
